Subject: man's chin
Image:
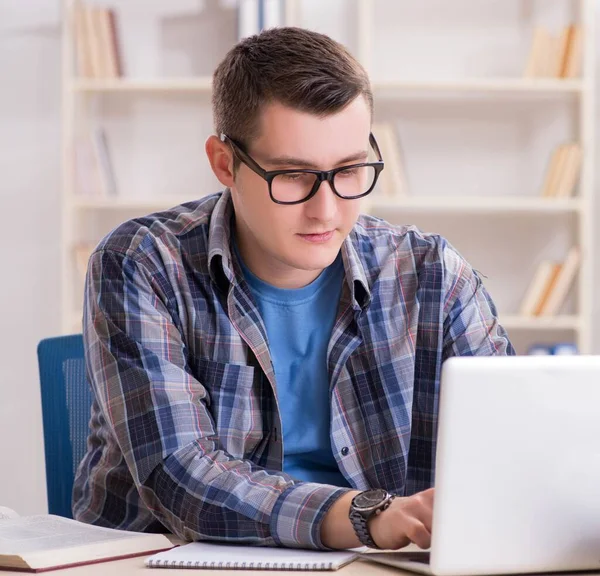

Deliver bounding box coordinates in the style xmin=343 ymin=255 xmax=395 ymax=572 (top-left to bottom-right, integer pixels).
xmin=287 ymin=245 xmax=342 ymax=272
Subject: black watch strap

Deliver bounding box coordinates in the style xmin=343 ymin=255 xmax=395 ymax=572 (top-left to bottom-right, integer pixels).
xmin=349 ymin=508 xmax=380 ymax=549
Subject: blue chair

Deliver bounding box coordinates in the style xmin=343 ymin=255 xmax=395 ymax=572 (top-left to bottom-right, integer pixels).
xmin=37 ymin=334 xmax=93 ymax=518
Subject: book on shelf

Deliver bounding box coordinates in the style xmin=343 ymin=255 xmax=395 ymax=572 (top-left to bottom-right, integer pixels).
xmin=555 ymin=143 xmax=582 ymax=198
xmin=527 ymin=344 xmax=553 ymax=356
xmin=93 ymin=127 xmax=118 ymax=197
xmin=99 ymin=8 xmax=121 ymax=78
xmin=74 ymin=126 xmax=118 ymax=198
xmin=528 ymin=342 xmax=578 ymax=355
xmin=0 ymin=506 xmax=173 ymax=572
xmin=552 ymin=342 xmax=579 ymax=355
xmin=533 ymin=262 xmax=563 ymax=316
xmin=73 ymin=6 xmax=93 ymax=78
xmin=518 ymin=247 xmax=581 ymax=317
xmin=371 ymin=122 xmax=408 ymax=198
xmin=524 ymin=25 xmax=583 ymax=79
xmin=553 ymin=25 xmax=572 ymax=77
xmin=74 ymin=244 xmax=94 ymax=284
xmin=518 ymin=260 xmax=560 ymax=316
xmin=562 ymin=25 xmax=583 ymax=78
xmin=74 ymin=6 xmax=122 ymax=79
xmin=538 ymin=246 xmax=581 ymax=316
xmin=524 ymin=27 xmax=553 ymax=78
xmin=540 ymin=142 xmax=582 ymax=198
xmin=540 ymin=144 xmax=566 ymax=198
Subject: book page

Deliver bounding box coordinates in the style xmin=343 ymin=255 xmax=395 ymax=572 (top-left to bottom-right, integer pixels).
xmin=0 ymin=507 xmax=19 ymax=521
xmin=0 ymin=515 xmax=152 ymax=555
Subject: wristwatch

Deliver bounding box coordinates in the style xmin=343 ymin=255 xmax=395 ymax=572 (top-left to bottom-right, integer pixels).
xmin=348 ymin=488 xmax=395 ymax=549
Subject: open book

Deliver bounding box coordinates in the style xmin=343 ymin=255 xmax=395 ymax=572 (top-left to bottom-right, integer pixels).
xmin=0 ymin=506 xmax=173 ymax=572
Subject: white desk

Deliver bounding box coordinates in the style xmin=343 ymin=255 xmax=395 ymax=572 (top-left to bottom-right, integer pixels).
xmin=3 ymin=553 xmax=600 ymax=575
xmin=0 ymin=556 xmax=402 ymax=575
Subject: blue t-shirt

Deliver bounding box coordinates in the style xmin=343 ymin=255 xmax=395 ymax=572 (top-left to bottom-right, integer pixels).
xmin=236 ymin=248 xmax=350 ymax=487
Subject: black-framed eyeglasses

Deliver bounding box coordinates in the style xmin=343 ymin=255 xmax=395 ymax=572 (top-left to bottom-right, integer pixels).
xmin=220 ymin=132 xmax=385 ymax=205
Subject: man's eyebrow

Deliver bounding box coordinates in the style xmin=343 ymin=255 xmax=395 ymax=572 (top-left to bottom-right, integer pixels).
xmin=262 ymin=149 xmax=369 ymax=169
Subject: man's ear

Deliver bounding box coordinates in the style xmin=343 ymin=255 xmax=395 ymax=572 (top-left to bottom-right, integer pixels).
xmin=205 ymin=134 xmax=235 ymax=188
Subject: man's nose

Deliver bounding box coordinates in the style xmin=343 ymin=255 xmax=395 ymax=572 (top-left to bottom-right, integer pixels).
xmin=303 ymin=178 xmax=337 ymax=222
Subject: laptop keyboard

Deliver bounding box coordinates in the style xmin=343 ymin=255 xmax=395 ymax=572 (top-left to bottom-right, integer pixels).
xmin=375 ymin=551 xmax=431 ymax=565
xmin=400 ymin=552 xmax=430 ymax=564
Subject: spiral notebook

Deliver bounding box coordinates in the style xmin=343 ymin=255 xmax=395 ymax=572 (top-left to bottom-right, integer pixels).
xmin=145 ymin=542 xmax=359 ymax=571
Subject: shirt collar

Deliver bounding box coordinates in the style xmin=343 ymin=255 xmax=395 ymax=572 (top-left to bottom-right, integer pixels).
xmin=341 ymin=232 xmax=371 ymax=311
xmin=207 ymin=189 xmax=236 ymax=291
xmin=208 ymin=188 xmax=371 ymax=310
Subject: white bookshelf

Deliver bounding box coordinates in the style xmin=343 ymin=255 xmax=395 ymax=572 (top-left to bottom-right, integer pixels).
xmin=369 ymin=196 xmax=583 ymax=214
xmin=72 ymin=77 xmax=213 ymax=92
xmin=372 ymin=78 xmax=585 ymax=95
xmin=71 ymin=77 xmax=585 ymax=95
xmin=71 ymin=195 xmax=583 ymax=214
xmin=500 ymin=315 xmax=581 ymax=331
xmin=61 ymin=0 xmax=595 ymax=354
xmin=70 ymin=196 xmax=199 ymax=210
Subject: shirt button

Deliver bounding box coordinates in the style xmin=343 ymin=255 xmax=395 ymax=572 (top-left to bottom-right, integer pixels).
xmin=341 ymin=447 xmax=349 ymax=456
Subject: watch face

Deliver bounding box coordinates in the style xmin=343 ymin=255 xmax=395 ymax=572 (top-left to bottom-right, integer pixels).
xmin=353 ymin=489 xmax=388 ymax=512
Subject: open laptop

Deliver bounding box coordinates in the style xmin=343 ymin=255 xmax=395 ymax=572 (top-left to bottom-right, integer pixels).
xmin=365 ymin=355 xmax=600 ymax=576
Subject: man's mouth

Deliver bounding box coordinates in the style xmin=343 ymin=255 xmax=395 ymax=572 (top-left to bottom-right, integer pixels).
xmin=298 ymin=231 xmax=335 ymax=243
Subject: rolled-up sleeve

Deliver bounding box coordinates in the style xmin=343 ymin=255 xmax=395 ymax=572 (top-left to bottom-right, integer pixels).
xmin=84 ymin=248 xmax=349 ymax=549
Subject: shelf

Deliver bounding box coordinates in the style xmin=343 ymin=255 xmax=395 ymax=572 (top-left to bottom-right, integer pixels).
xmin=72 ymin=195 xmax=581 ymax=214
xmin=369 ymin=196 xmax=581 ymax=214
xmin=71 ymin=196 xmax=200 ymax=210
xmin=500 ymin=315 xmax=581 ymax=331
xmin=372 ymin=78 xmax=584 ymax=97
xmin=71 ymin=77 xmax=582 ymax=96
xmin=71 ymin=77 xmax=213 ymax=93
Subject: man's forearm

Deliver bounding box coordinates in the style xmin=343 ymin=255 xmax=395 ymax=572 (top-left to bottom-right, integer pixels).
xmin=320 ymin=490 xmax=361 ymax=549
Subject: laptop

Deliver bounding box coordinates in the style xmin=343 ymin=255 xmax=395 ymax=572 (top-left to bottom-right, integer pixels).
xmin=365 ymin=355 xmax=600 ymax=576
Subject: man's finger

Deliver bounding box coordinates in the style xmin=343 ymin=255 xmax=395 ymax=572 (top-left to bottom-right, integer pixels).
xmin=404 ymin=490 xmax=434 ymax=531
xmin=404 ymin=518 xmax=431 ymax=549
xmin=413 ymin=499 xmax=433 ymax=532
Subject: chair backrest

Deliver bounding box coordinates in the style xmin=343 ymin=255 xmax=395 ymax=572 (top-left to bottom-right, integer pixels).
xmin=37 ymin=334 xmax=93 ymax=518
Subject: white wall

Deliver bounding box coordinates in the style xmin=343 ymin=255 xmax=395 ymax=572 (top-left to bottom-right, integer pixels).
xmin=0 ymin=0 xmax=599 ymax=514
xmin=0 ymin=1 xmax=62 ymax=513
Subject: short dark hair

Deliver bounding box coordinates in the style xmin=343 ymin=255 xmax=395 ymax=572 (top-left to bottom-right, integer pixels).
xmin=212 ymin=27 xmax=373 ymax=151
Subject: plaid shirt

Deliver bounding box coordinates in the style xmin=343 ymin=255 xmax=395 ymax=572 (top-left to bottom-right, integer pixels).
xmin=73 ymin=189 xmax=514 ymax=549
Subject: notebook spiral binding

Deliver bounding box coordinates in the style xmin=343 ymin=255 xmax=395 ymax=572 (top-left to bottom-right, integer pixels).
xmin=146 ymin=558 xmax=335 ymax=570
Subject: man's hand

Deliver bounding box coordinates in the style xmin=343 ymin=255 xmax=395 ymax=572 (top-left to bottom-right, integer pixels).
xmin=369 ymin=488 xmax=434 ymax=550
xmin=321 ymin=488 xmax=434 ymax=550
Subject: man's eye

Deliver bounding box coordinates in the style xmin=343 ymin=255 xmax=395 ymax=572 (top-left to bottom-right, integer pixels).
xmin=281 ymin=173 xmax=311 ymax=182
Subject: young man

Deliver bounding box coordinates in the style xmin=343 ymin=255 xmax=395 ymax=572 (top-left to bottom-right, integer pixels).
xmin=73 ymin=27 xmax=514 ymax=551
